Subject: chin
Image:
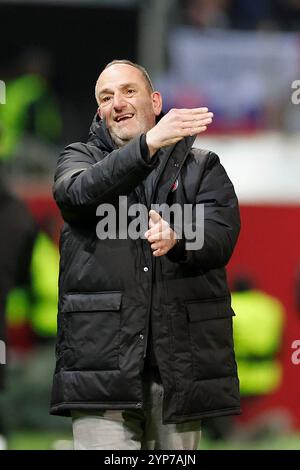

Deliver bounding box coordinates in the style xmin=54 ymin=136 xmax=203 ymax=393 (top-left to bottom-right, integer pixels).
xmin=119 ymin=130 xmax=139 ymax=141
xmin=111 ymin=126 xmax=141 ymax=146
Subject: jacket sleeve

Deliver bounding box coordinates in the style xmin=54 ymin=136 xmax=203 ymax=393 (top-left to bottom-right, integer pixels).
xmin=53 ymin=134 xmax=158 ymax=222
xmin=167 ymin=152 xmax=240 ymax=270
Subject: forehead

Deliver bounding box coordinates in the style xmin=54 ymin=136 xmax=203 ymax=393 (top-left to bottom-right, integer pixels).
xmin=97 ymin=64 xmax=147 ymax=92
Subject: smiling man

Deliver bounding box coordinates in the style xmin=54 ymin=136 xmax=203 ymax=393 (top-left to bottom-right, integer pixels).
xmin=50 ymin=60 xmax=241 ymax=450
xmin=95 ymin=62 xmax=159 ymax=148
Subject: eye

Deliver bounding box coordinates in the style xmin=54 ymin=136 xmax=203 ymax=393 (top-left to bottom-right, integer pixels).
xmin=102 ymin=96 xmax=112 ymax=103
xmin=127 ymin=89 xmax=135 ymax=95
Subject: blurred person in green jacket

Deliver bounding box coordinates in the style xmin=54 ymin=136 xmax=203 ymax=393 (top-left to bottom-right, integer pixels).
xmin=0 ymin=47 xmax=62 ymax=173
xmin=232 ymin=275 xmax=284 ymax=397
xmin=6 ymin=228 xmax=59 ymax=345
xmin=0 ymin=46 xmax=61 ymax=345
xmin=0 ymin=171 xmax=38 ymax=448
xmin=202 ymin=274 xmax=285 ymax=441
xmin=3 ymin=218 xmax=61 ymax=433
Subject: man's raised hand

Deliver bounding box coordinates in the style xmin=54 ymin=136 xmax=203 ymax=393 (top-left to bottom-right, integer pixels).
xmin=146 ymin=107 xmax=213 ymax=157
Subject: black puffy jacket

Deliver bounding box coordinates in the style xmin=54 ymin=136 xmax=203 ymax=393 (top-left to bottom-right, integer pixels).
xmin=50 ymin=115 xmax=241 ymax=423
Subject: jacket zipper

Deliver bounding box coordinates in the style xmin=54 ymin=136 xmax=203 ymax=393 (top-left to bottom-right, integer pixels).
xmin=143 ymin=251 xmax=155 ymax=358
xmin=141 ymin=137 xmax=194 ymax=358
xmin=133 ymin=183 xmax=153 ymax=359
xmin=141 ymin=183 xmax=155 ymax=359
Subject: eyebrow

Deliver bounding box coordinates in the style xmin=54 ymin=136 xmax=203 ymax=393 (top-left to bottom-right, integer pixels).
xmin=98 ymin=82 xmax=138 ymax=96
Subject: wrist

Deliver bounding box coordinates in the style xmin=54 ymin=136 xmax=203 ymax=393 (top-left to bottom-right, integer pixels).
xmin=146 ymin=130 xmax=159 ymax=158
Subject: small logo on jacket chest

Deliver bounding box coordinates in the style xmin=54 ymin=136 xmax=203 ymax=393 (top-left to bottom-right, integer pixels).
xmin=171 ymin=179 xmax=179 ymax=192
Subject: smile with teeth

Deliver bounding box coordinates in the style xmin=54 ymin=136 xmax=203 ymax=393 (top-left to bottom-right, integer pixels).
xmin=115 ymin=114 xmax=134 ymax=122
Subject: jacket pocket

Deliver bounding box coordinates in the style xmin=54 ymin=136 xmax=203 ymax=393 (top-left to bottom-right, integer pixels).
xmin=185 ymin=298 xmax=237 ymax=380
xmin=62 ymin=291 xmax=122 ymax=371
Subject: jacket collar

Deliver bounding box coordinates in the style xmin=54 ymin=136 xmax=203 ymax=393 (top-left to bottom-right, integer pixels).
xmin=153 ymin=135 xmax=196 ymax=205
xmin=87 ymin=112 xmax=117 ymax=152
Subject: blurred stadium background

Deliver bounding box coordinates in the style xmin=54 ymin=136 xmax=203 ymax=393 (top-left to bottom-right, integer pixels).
xmin=0 ymin=0 xmax=300 ymax=450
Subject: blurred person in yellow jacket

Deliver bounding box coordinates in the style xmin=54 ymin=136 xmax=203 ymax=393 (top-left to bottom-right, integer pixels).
xmin=0 ymin=74 xmax=61 ymax=161
xmin=3 ymin=225 xmax=61 ymax=433
xmin=6 ymin=229 xmax=59 ymax=344
xmin=202 ymin=274 xmax=285 ymax=441
xmin=0 ymin=47 xmax=61 ymax=346
xmin=0 ymin=47 xmax=62 ymax=172
xmin=232 ymin=275 xmax=284 ymax=397
xmin=0 ymin=171 xmax=37 ymax=448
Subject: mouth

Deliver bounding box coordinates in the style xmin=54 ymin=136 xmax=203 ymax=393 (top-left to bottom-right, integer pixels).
xmin=114 ymin=113 xmax=134 ymax=123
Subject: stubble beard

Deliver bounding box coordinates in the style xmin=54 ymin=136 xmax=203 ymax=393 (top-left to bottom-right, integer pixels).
xmin=109 ymin=111 xmax=155 ymax=148
xmin=110 ymin=123 xmax=148 ymax=148
xmin=110 ymin=130 xmax=130 ymax=148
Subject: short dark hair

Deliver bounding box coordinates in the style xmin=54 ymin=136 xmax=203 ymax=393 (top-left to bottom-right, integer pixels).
xmin=95 ymin=59 xmax=154 ymax=104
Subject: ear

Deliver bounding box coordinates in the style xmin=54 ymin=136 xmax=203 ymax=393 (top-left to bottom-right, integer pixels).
xmin=97 ymin=107 xmax=103 ymax=119
xmin=151 ymin=91 xmax=162 ymax=117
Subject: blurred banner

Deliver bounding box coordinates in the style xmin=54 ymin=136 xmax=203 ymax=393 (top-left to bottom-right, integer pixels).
xmin=157 ymin=27 xmax=300 ymax=132
xmin=195 ymin=133 xmax=300 ymax=203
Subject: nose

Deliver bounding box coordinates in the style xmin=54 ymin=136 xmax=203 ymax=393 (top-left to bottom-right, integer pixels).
xmin=113 ymin=91 xmax=126 ymax=111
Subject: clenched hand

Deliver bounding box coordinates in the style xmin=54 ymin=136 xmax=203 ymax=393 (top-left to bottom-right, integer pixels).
xmin=144 ymin=210 xmax=177 ymax=257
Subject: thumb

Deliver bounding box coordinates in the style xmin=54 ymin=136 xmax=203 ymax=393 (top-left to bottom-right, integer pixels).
xmin=149 ymin=210 xmax=161 ymax=224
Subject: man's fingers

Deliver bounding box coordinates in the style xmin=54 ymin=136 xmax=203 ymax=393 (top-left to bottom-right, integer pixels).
xmin=146 ymin=219 xmax=164 ymax=235
xmin=148 ymin=218 xmax=155 ymax=229
xmin=174 ymin=111 xmax=213 ymax=137
xmin=180 ymin=116 xmax=213 ymax=129
xmin=149 ymin=232 xmax=177 ymax=255
xmin=153 ymin=249 xmax=163 ymax=257
xmin=150 ymin=242 xmax=162 ymax=251
xmin=145 ymin=229 xmax=163 ymax=242
xmin=149 ymin=210 xmax=161 ymax=223
xmin=152 ymin=244 xmax=167 ymax=257
xmin=179 ymin=112 xmax=213 ymax=124
xmin=182 ymin=125 xmax=208 ymax=137
xmin=175 ymin=107 xmax=209 ymax=115
xmin=146 ymin=210 xmax=164 ymax=235
xmin=145 ymin=225 xmax=172 ymax=241
xmin=146 ymin=107 xmax=213 ymax=152
xmin=148 ymin=232 xmax=163 ymax=243
xmin=145 ymin=224 xmax=159 ymax=238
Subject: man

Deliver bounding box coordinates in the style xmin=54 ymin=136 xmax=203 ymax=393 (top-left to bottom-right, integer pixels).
xmin=50 ymin=60 xmax=241 ymax=450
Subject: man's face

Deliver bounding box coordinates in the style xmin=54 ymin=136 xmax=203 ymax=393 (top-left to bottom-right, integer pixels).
xmin=96 ymin=64 xmax=162 ymax=147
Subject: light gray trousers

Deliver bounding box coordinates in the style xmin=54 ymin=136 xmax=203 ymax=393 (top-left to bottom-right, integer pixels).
xmin=72 ymin=371 xmax=201 ymax=450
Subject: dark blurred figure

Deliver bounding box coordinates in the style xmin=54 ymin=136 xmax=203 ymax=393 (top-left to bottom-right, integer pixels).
xmin=181 ymin=0 xmax=232 ymax=29
xmin=277 ymin=0 xmax=300 ymax=30
xmin=229 ymin=0 xmax=278 ymax=30
xmin=0 ymin=170 xmax=38 ymax=448
xmin=229 ymin=0 xmax=300 ymax=31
